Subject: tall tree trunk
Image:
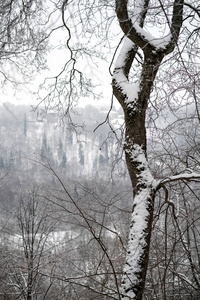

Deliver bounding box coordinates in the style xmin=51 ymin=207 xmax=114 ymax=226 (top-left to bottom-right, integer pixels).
xmin=113 ymin=47 xmax=163 ymax=299
xmin=113 ymin=1 xmax=183 ymax=298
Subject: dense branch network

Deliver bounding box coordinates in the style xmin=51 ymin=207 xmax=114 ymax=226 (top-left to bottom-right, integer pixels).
xmin=112 ymin=0 xmax=200 ymax=299
xmin=0 ymin=1 xmax=200 ymax=299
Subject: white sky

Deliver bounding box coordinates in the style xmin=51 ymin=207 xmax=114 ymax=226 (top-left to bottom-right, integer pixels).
xmin=0 ymin=45 xmax=113 ymax=107
xmin=0 ymin=4 xmax=116 ymax=110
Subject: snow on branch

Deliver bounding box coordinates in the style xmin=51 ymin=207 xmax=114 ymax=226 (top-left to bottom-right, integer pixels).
xmin=113 ymin=37 xmax=140 ymax=106
xmin=169 ymin=268 xmax=199 ymax=290
xmin=116 ymin=0 xmax=184 ymax=54
xmin=156 ymin=170 xmax=200 ymax=189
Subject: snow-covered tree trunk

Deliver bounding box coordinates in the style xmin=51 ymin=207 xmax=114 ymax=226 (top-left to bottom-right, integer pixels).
xmin=113 ymin=38 xmax=161 ymax=300
xmin=112 ymin=0 xmax=184 ymax=298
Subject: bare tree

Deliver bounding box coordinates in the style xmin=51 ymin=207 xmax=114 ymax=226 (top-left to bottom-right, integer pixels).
xmin=1 ymin=187 xmax=62 ymax=300
xmin=0 ymin=0 xmax=48 ymax=88
xmin=110 ymin=1 xmax=200 ymax=299
xmin=1 ymin=1 xmax=200 ymax=299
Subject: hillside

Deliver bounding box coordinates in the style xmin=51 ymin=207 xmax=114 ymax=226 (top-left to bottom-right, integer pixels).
xmin=0 ymin=102 xmax=126 ymax=179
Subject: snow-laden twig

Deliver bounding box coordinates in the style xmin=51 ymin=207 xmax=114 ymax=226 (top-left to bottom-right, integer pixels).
xmin=156 ymin=171 xmax=200 ymax=188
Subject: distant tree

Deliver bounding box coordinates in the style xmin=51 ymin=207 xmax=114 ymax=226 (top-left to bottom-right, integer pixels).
xmin=78 ymin=143 xmax=84 ymax=166
xmin=0 ymin=156 xmax=5 ymax=169
xmin=67 ymin=129 xmax=73 ymax=145
xmin=1 ymin=187 xmax=62 ymax=300
xmin=60 ymin=153 xmax=67 ymax=168
xmin=8 ymin=151 xmax=14 ymax=167
xmin=41 ymin=132 xmax=48 ymax=152
xmin=105 ymin=141 xmax=109 ymax=161
xmin=99 ymin=153 xmax=107 ymax=167
xmin=58 ymin=137 xmax=63 ymax=152
xmin=23 ymin=114 xmax=27 ymax=137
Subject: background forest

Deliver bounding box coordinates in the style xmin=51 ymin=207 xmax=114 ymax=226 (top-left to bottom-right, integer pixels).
xmin=0 ymin=102 xmax=200 ymax=300
xmin=0 ymin=103 xmax=132 ymax=300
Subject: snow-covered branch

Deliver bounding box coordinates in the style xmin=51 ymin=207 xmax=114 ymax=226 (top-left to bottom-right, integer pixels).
xmin=157 ymin=170 xmax=200 ymax=188
xmin=116 ymin=0 xmax=184 ymax=54
xmin=113 ymin=37 xmax=140 ymax=106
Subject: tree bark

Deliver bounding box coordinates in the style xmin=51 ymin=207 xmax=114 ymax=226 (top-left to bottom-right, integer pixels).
xmin=113 ymin=46 xmax=163 ymax=300
xmin=112 ymin=0 xmax=184 ymax=298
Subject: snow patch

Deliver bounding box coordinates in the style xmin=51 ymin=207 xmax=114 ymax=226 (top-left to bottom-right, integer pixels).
xmin=120 ymin=186 xmax=153 ymax=298
xmin=131 ymin=0 xmax=172 ymax=51
xmin=113 ymin=37 xmax=140 ymax=105
xmin=133 ymin=21 xmax=172 ymax=50
xmin=120 ymin=143 xmax=155 ymax=298
xmin=126 ymin=144 xmax=154 ymax=185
